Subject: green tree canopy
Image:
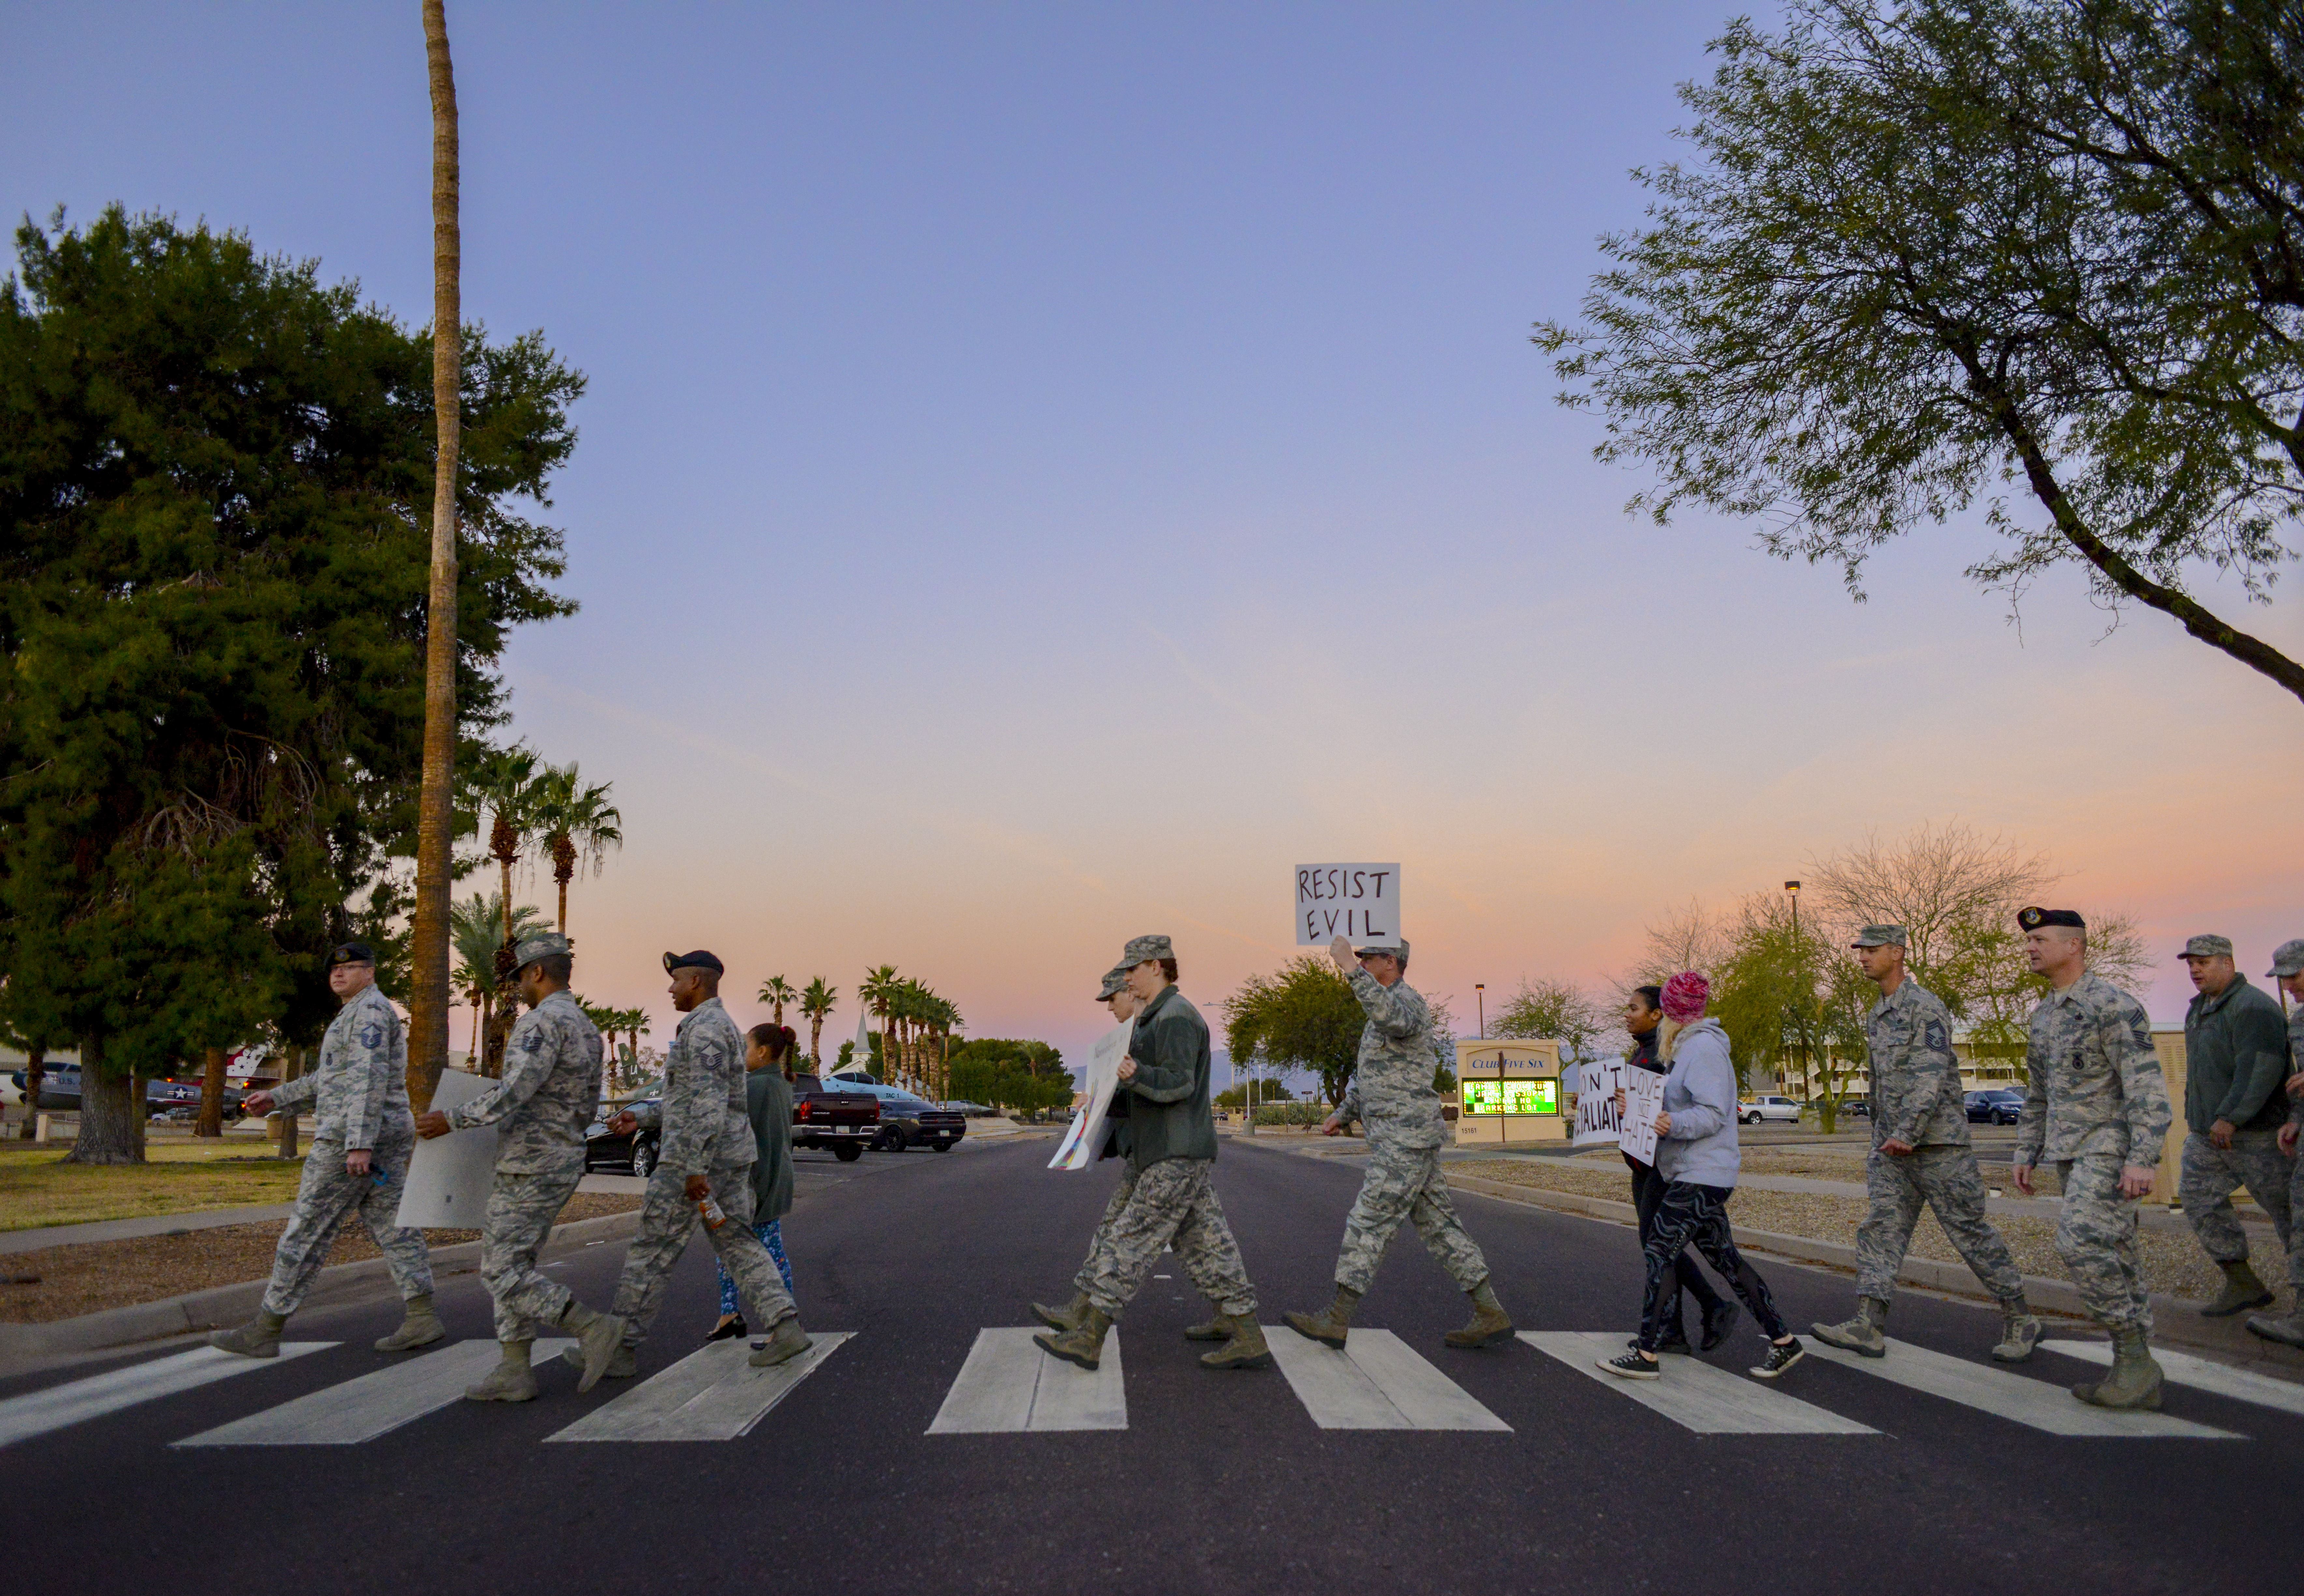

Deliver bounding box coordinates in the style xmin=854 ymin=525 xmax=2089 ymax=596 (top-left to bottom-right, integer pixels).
xmin=0 ymin=207 xmax=583 ymax=1159
xmin=1539 ymin=0 xmax=2304 ymax=706
xmin=1225 ymin=956 xmax=1365 ymax=1111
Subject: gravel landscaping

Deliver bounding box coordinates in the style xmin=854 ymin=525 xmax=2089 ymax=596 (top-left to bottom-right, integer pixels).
xmin=1452 ymin=1157 xmax=2295 ymax=1310
xmin=0 ymin=1192 xmax=642 ymax=1323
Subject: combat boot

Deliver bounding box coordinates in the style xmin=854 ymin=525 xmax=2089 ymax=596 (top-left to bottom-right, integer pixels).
xmin=2073 ymin=1327 xmax=2162 ymax=1410
xmin=2245 ymin=1309 xmax=2304 ymax=1348
xmin=463 ymin=1340 xmax=538 ymax=1403
xmin=2202 ymin=1259 xmax=2274 ymax=1318
xmin=1284 ymin=1285 xmax=1361 ymax=1349
xmin=1030 ymin=1291 xmax=1089 ymax=1333
xmin=374 ymin=1292 xmax=447 ymax=1352
xmin=558 ymin=1301 xmax=629 ymax=1392
xmin=1445 ymin=1280 xmax=1515 ymax=1349
xmin=749 ymin=1315 xmax=812 ymax=1368
xmin=1990 ymin=1298 xmax=2042 ymax=1363
xmin=1812 ymin=1296 xmax=1889 ymax=1358
xmin=209 ymin=1309 xmax=287 ymax=1359
xmin=1199 ymin=1313 xmax=1274 ymax=1371
xmin=1182 ymin=1311 xmax=1228 ymax=1341
xmin=1035 ymin=1304 xmax=1113 ymax=1371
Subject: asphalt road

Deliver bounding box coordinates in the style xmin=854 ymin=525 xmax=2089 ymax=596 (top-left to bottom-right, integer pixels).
xmin=6 ymin=1135 xmax=2300 ymax=1595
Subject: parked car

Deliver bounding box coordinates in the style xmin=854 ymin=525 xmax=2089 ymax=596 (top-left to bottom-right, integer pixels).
xmin=791 ymin=1074 xmax=881 ymax=1162
xmin=584 ymin=1091 xmax=663 ymax=1177
xmin=942 ymin=1100 xmax=996 ymax=1118
xmin=1737 ymin=1095 xmax=1804 ymax=1126
xmin=1965 ymin=1089 xmax=2025 ymax=1126
xmin=1843 ymin=1098 xmax=1869 ymax=1119
xmin=871 ymin=1093 xmax=968 ymax=1153
xmin=10 ymin=1068 xmax=241 ymax=1118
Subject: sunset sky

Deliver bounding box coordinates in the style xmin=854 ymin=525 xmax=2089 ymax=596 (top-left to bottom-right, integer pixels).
xmin=9 ymin=2 xmax=2299 ymax=1066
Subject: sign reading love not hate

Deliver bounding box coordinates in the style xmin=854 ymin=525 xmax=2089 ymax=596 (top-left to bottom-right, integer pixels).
xmin=1295 ymin=864 xmax=1401 ymax=946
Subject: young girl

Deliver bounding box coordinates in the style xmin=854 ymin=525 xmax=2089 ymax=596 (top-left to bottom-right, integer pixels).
xmin=709 ymin=1023 xmax=800 ymax=1341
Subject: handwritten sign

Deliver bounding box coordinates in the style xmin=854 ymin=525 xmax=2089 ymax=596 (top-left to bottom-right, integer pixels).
xmin=1049 ymin=1018 xmax=1133 ymax=1172
xmin=1571 ymin=1058 xmax=1626 ymax=1148
xmin=1294 ymin=863 xmax=1401 ymax=946
xmin=1618 ymin=1067 xmax=1664 ymax=1166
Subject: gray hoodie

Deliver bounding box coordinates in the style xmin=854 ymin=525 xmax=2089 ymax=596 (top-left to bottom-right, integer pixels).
xmin=1653 ymin=1017 xmax=1742 ymax=1189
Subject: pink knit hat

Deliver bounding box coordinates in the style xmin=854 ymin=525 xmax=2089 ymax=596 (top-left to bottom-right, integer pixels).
xmin=1659 ymin=970 xmax=1710 ymax=1022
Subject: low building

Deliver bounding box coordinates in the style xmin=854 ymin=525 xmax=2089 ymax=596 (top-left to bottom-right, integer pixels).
xmin=1453 ymin=1039 xmax=1568 ymax=1145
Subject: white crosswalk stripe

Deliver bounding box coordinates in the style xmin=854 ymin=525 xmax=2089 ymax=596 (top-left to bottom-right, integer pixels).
xmin=1264 ymin=1329 xmax=1510 ymax=1431
xmin=0 ymin=1343 xmax=334 ymax=1449
xmin=2043 ymin=1340 xmax=2304 ymax=1421
xmin=546 ymin=1332 xmax=853 ymax=1442
xmin=174 ymin=1339 xmax=573 ymax=1446
xmin=928 ymin=1328 xmax=1126 ymax=1432
xmin=1521 ymin=1332 xmax=1878 ymax=1435
xmin=1806 ymin=1337 xmax=2241 ymax=1437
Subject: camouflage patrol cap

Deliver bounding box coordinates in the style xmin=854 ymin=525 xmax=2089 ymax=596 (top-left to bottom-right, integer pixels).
xmin=1850 ymin=925 xmax=1907 ymax=948
xmin=2179 ymin=933 xmax=2234 ymax=961
xmin=1121 ymin=934 xmax=1174 ymax=967
xmin=1096 ymin=964 xmax=1131 ymax=1002
xmin=512 ymin=931 xmax=572 ymax=973
xmin=2267 ymin=939 xmax=2304 ymax=979
xmin=1354 ymin=939 xmax=1410 ymax=962
xmin=2017 ymin=907 xmax=2085 ymax=932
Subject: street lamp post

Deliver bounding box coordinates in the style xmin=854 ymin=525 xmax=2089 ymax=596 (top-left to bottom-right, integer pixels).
xmin=1785 ymin=880 xmax=1805 ymax=1102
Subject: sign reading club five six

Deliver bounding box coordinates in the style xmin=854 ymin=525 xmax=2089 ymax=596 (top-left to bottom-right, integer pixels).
xmin=1294 ymin=863 xmax=1401 ymax=946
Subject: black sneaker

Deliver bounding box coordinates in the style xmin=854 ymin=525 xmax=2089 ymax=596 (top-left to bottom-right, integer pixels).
xmin=1699 ymin=1300 xmax=1740 ymax=1352
xmin=1750 ymin=1338 xmax=1805 ymax=1379
xmin=1599 ymin=1349 xmax=1662 ymax=1380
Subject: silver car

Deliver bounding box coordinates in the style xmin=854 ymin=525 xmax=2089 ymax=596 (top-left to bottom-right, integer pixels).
xmin=1738 ymin=1095 xmax=1803 ymax=1126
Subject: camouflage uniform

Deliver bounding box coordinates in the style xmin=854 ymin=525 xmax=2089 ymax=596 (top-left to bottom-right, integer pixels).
xmin=2286 ymin=1007 xmax=2304 ymax=1296
xmin=1854 ymin=977 xmax=2024 ymax=1303
xmin=2016 ymin=973 xmax=2172 ymax=1333
xmin=610 ymin=996 xmax=797 ymax=1348
xmin=1331 ymin=968 xmax=1489 ymax=1294
xmin=448 ymin=988 xmax=604 ymax=1342
xmin=1072 ymin=1165 xmax=1139 ymax=1297
xmin=2175 ymin=971 xmax=2295 ymax=1267
xmin=260 ymin=985 xmax=434 ymax=1316
xmin=1082 ymin=983 xmax=1258 ymax=1319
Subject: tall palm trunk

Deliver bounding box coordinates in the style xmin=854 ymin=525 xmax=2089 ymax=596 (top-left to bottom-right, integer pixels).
xmin=406 ymin=0 xmax=463 ymax=1115
xmin=552 ymin=834 xmax=575 ymax=931
xmin=808 ymin=1015 xmax=824 ymax=1067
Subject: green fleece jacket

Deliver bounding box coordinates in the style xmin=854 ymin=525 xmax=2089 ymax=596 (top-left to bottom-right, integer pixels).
xmin=2183 ymin=974 xmax=2291 ymax=1135
xmin=1120 ymin=984 xmax=1219 ymax=1171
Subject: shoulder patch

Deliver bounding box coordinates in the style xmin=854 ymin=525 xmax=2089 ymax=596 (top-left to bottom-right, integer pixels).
xmin=358 ymin=1022 xmax=384 ymax=1051
xmin=1923 ymin=1017 xmax=1949 ymax=1054
xmin=521 ymin=1028 xmax=545 ymax=1054
xmin=2129 ymin=1021 xmax=2153 ymax=1050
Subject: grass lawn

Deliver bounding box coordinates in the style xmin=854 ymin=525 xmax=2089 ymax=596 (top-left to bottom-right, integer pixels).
xmin=0 ymin=1140 xmax=308 ymax=1231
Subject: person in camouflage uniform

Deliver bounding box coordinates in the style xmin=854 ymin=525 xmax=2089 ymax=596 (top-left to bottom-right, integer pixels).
xmin=211 ymin=942 xmax=441 ymax=1359
xmin=1031 ymin=965 xmax=1146 ymax=1334
xmin=415 ymin=932 xmax=627 ymax=1400
xmin=2171 ymin=933 xmax=2295 ymax=1318
xmin=1813 ymin=927 xmax=2039 ymax=1363
xmin=2010 ymin=908 xmax=2173 ymax=1410
xmin=576 ymin=951 xmax=811 ymax=1379
xmin=1034 ymin=935 xmax=1270 ymax=1374
xmin=2246 ymin=939 xmax=2304 ymax=1347
xmin=1285 ymin=935 xmax=1513 ymax=1352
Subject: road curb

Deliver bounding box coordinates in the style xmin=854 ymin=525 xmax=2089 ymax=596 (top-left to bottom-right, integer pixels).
xmin=0 ymin=1208 xmax=643 ymax=1359
xmin=1442 ymin=1171 xmax=2304 ymax=1371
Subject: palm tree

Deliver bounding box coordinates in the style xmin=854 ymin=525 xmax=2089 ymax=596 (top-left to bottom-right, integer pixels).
xmin=860 ymin=964 xmax=899 ymax=1083
xmin=407 ymin=0 xmax=465 ymax=1115
xmin=758 ymin=975 xmax=797 ymax=1028
xmin=532 ymin=760 xmax=622 ymax=933
xmin=468 ymin=745 xmax=544 ymax=950
xmin=799 ymin=978 xmax=837 ymax=1066
xmin=451 ymin=893 xmax=547 ymax=1075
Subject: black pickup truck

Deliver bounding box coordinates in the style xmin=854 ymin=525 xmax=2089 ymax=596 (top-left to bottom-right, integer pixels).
xmin=791 ymin=1074 xmax=881 ymax=1162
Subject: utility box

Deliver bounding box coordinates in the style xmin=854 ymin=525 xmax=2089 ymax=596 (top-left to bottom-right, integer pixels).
xmin=1454 ymin=1041 xmax=1567 ymax=1146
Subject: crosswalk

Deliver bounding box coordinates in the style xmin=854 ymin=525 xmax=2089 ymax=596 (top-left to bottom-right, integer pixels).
xmin=5 ymin=1328 xmax=2298 ymax=1452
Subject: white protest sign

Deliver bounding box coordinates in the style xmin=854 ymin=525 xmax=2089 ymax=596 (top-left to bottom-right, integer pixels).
xmin=394 ymin=1069 xmax=499 ymax=1228
xmin=1050 ymin=1018 xmax=1133 ymax=1172
xmin=1618 ymin=1067 xmax=1664 ymax=1166
xmin=1294 ymin=863 xmax=1401 ymax=946
xmin=1571 ymin=1057 xmax=1626 ymax=1148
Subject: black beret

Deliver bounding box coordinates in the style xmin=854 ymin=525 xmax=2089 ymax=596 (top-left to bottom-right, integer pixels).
xmin=663 ymin=949 xmax=725 ymax=976
xmin=327 ymin=941 xmax=378 ymax=968
xmin=2017 ymin=907 xmax=2086 ymax=932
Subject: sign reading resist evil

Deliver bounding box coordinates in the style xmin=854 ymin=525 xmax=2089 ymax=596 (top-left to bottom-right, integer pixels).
xmin=1295 ymin=863 xmax=1401 ymax=946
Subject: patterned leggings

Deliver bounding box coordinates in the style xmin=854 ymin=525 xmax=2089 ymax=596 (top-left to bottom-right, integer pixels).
xmin=1639 ymin=1181 xmax=1789 ymax=1352
xmin=716 ymin=1220 xmax=794 ymax=1317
